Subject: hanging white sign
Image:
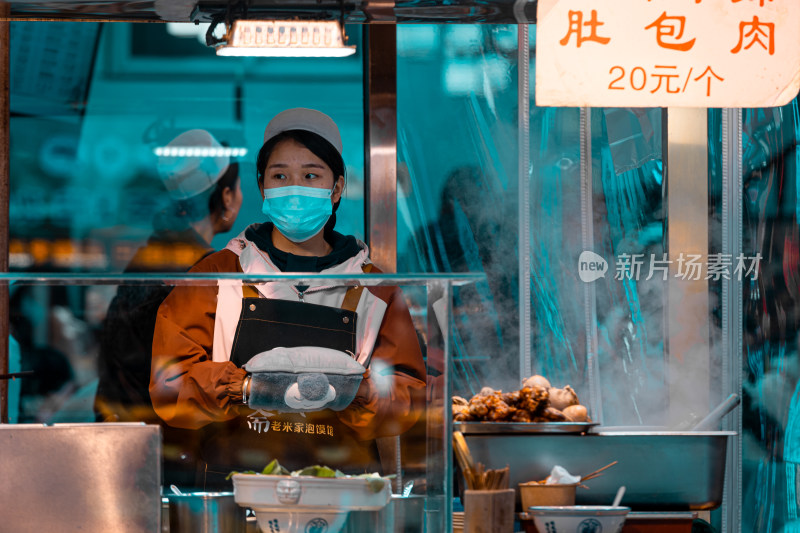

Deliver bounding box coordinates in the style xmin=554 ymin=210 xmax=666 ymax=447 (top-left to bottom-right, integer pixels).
xmin=535 ymin=0 xmax=800 ymax=108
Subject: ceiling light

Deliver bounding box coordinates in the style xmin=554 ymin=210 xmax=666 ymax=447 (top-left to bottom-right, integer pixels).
xmin=214 ymin=20 xmax=356 ymax=57
xmin=154 ymin=146 xmax=248 ymax=158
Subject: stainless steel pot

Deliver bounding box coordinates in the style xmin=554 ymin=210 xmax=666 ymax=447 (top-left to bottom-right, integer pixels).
xmin=390 ymin=495 xmax=425 ymax=532
xmin=166 ymin=492 xmax=246 ymax=533
xmin=342 ymin=495 xmax=425 ymax=533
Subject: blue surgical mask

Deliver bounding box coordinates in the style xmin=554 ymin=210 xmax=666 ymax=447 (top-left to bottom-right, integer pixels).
xmin=261 ymin=185 xmax=333 ymax=243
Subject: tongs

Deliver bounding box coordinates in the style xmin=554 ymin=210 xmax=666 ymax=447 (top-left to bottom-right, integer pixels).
xmin=580 ymin=460 xmax=618 ymax=483
xmin=453 ymin=431 xmax=475 ymax=474
xmin=568 ymin=461 xmax=618 ymax=489
xmin=0 ymin=371 xmax=34 ymax=380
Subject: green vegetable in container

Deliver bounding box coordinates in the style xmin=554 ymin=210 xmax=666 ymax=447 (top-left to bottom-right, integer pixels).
xmin=227 ymin=459 xmax=394 ymax=493
xmin=261 ymin=459 xmax=290 ymax=476
xmin=294 ymin=465 xmax=337 ymax=478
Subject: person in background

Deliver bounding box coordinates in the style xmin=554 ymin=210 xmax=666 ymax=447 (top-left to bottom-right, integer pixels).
xmin=150 ymin=108 xmax=426 ymax=487
xmin=9 ymin=286 xmax=76 ymax=423
xmin=94 ymin=129 xmax=242 ymax=485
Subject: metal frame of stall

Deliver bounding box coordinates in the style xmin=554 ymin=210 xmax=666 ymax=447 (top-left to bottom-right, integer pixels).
xmin=0 ymin=4 xmax=744 ymax=532
xmin=1 ymin=3 xmax=10 ymax=426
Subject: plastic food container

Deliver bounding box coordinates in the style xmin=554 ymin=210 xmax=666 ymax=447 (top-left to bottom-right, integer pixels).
xmin=232 ymin=474 xmax=391 ymax=533
xmin=519 ymin=482 xmax=578 ymax=509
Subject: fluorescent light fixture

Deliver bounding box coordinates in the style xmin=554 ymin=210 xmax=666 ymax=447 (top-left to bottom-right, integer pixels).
xmin=154 ymin=147 xmax=248 ymax=157
xmin=215 ymin=20 xmax=356 ymax=57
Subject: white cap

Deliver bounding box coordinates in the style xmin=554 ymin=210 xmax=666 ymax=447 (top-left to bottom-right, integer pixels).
xmin=263 ymin=108 xmax=343 ymax=154
xmin=157 ymin=129 xmax=230 ymax=200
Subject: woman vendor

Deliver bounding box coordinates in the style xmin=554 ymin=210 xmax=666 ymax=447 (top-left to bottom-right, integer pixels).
xmin=150 ymin=108 xmax=427 ymax=486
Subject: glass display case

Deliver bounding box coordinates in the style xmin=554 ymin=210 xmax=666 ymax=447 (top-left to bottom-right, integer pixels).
xmin=394 ymin=22 xmax=799 ymax=533
xmin=0 ymin=10 xmax=798 ymax=533
xmin=1 ymin=272 xmax=481 ymax=533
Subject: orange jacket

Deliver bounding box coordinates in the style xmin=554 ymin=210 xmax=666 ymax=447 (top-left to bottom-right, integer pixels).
xmin=150 ymin=233 xmax=427 ymax=443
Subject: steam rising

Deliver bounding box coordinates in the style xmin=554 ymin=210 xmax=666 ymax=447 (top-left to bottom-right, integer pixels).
xmin=401 ymin=107 xmax=727 ymax=427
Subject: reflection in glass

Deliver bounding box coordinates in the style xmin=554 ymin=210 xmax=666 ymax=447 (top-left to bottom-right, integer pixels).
xmin=397 ymin=24 xmax=669 ymax=427
xmin=737 ymin=99 xmax=800 ymax=532
xmin=92 ymin=130 xmax=243 ymax=486
xmin=4 ymin=275 xmax=470 ymax=509
xmin=8 ymin=21 xmax=366 ymax=273
xmin=10 ymin=285 xmax=95 ymax=423
xmin=398 ymin=24 xmax=520 ymax=398
xmin=95 ymin=131 xmax=241 ymax=421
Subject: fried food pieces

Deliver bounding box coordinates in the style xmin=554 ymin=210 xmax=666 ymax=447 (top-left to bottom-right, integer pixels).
xmin=452 ymin=375 xmax=590 ymax=423
xmin=452 ymin=385 xmax=549 ymax=422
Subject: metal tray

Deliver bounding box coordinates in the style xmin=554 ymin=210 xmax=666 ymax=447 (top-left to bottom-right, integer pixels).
xmin=462 ymin=430 xmax=735 ymax=511
xmin=454 ymin=421 xmax=598 ymax=434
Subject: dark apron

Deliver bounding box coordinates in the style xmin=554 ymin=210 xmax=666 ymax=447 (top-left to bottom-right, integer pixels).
xmin=199 ymin=286 xmax=380 ymax=488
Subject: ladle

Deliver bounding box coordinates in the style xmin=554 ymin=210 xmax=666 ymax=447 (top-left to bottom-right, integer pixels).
xmin=692 ymin=393 xmax=740 ymax=431
xmin=612 ymin=486 xmax=626 ymax=508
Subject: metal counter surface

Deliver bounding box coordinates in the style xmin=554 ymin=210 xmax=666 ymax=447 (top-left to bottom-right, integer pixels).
xmin=1 ymin=423 xmax=162 ymax=533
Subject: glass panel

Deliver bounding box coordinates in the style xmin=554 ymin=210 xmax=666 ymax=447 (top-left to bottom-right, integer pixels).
xmin=3 ymin=275 xmax=472 ymax=532
xmin=397 ymin=24 xmax=520 ymax=397
xmin=3 ymin=276 xmax=471 ymax=512
xmin=397 ymin=24 xmax=668 ymax=428
xmin=588 ymin=108 xmax=667 ymax=426
xmin=526 ymin=38 xmax=666 ymax=424
xmin=526 ymin=103 xmax=587 ymax=405
xmin=737 ymin=98 xmax=800 ymax=532
xmin=5 ymin=20 xmax=468 ymax=531
xmin=9 ymin=21 xmax=365 ymax=273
